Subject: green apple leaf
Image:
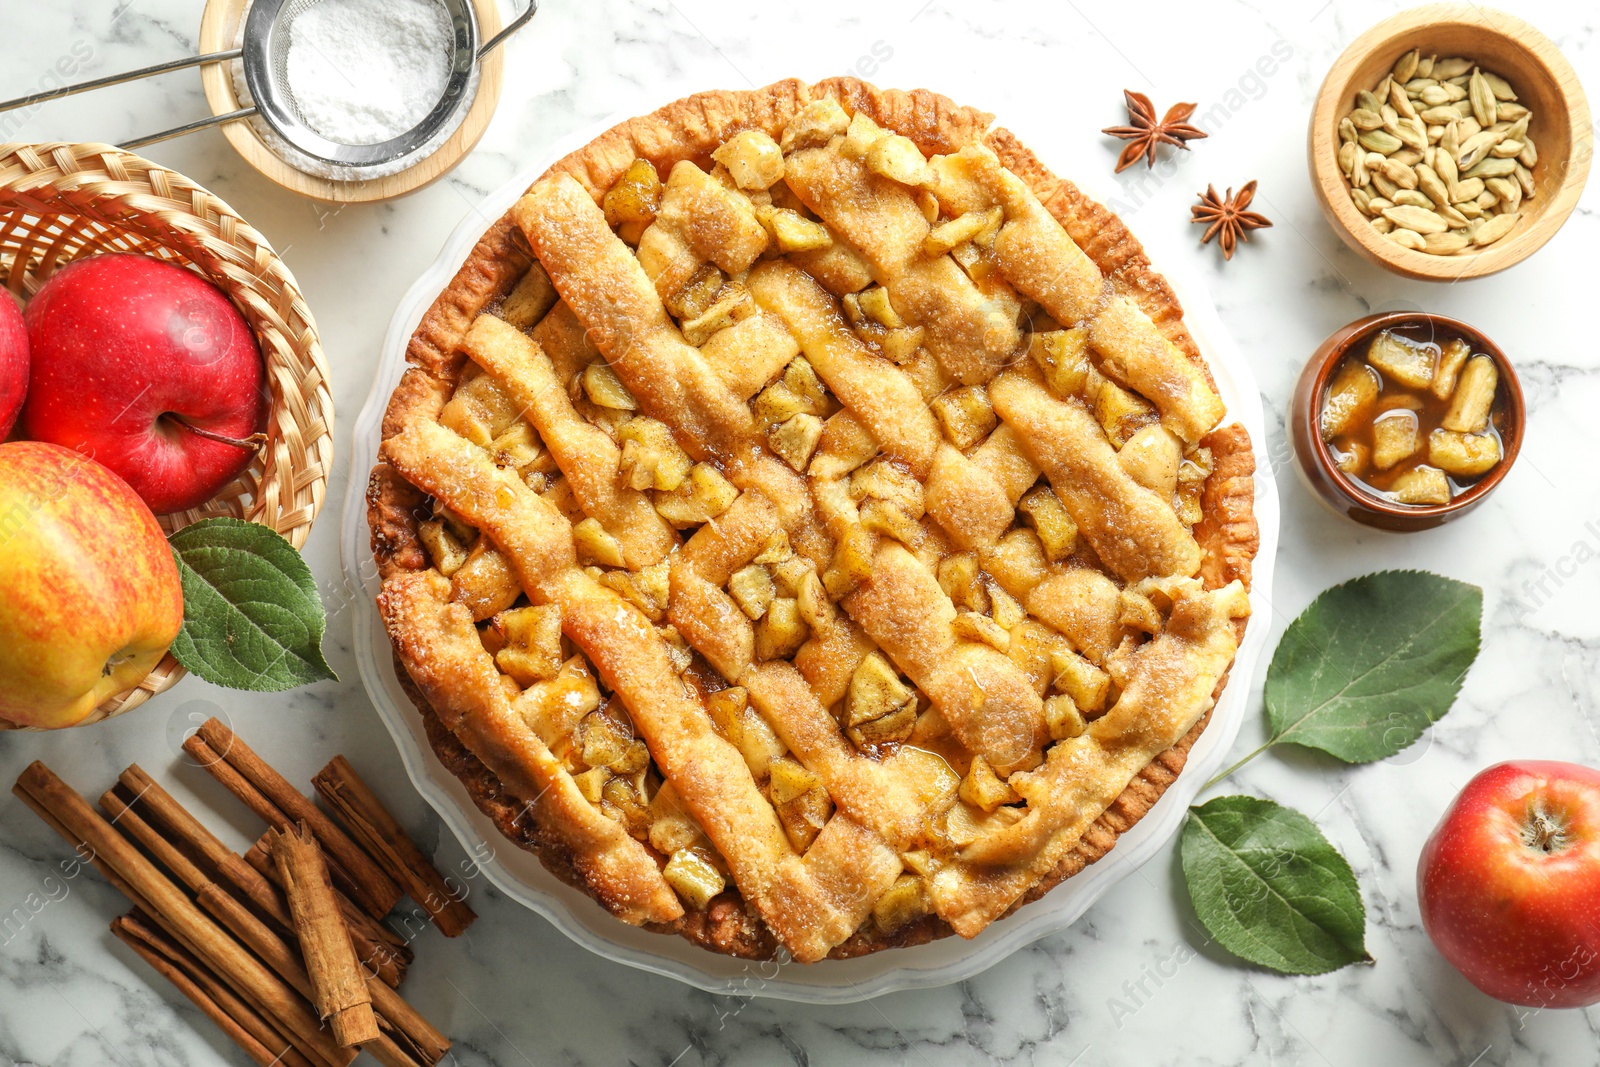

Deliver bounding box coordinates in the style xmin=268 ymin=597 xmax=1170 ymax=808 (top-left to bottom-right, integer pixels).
xmin=1182 ymin=796 xmax=1370 ymax=975
xmin=168 ymin=517 xmax=336 ymax=691
xmin=1264 ymin=570 xmax=1481 ymax=763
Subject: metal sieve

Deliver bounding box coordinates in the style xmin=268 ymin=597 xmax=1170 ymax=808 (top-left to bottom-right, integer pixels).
xmin=0 ymin=0 xmax=535 ymax=166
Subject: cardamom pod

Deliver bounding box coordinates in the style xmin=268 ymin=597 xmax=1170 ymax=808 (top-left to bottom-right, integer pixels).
xmin=1440 ymin=121 xmax=1460 ymax=160
xmin=1392 ymin=48 xmax=1420 ymax=83
xmin=1415 ymin=162 xmax=1450 ymax=206
xmin=1482 ymin=71 xmax=1517 ymax=101
xmin=1472 ymin=212 xmax=1518 ymax=245
xmin=1515 ymin=162 xmax=1536 ymax=199
xmin=1389 ymin=80 xmax=1418 ymax=120
xmin=1435 ymin=147 xmax=1459 ymax=188
xmin=1465 ymin=155 xmax=1517 ymax=179
xmin=1469 ymin=69 xmax=1497 ymax=127
xmin=1485 ymin=176 xmax=1521 ymax=209
xmin=1382 ymin=204 xmax=1450 ymax=234
xmin=1388 ymin=227 xmax=1427 ymax=250
xmin=1380 ymin=158 xmax=1419 ymax=189
xmin=1359 ymin=129 xmax=1403 ymax=154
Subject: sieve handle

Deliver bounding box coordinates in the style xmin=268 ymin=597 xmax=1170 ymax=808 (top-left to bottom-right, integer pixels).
xmin=0 ymin=49 xmax=245 ymax=114
xmin=121 ymin=107 xmax=258 ymax=151
xmin=478 ymin=0 xmax=538 ymax=60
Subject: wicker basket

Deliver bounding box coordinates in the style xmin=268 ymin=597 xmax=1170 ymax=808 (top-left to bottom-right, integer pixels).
xmin=0 ymin=142 xmax=334 ymax=728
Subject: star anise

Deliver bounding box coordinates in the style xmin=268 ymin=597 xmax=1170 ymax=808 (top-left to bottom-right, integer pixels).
xmin=1101 ymin=90 xmax=1207 ymax=173
xmin=1190 ymin=181 xmax=1272 ymax=261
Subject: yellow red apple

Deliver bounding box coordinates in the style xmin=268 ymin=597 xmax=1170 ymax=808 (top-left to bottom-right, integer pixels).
xmin=21 ymin=254 xmax=266 ymax=514
xmin=1418 ymin=760 xmax=1600 ymax=1008
xmin=0 ymin=440 xmax=184 ymax=728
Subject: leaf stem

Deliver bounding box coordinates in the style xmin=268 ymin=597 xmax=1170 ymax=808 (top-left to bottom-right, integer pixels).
xmin=1204 ymin=740 xmax=1274 ymax=791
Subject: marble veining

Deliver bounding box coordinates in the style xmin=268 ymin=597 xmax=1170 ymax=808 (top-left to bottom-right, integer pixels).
xmin=2 ymin=0 xmax=1600 ymax=1063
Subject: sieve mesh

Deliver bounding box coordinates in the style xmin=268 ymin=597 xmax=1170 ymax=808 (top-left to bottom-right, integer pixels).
xmin=268 ymin=0 xmax=327 ymax=126
xmin=241 ymin=0 xmax=479 ymax=166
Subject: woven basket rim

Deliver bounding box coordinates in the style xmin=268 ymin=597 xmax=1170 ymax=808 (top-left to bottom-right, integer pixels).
xmin=0 ymin=141 xmax=334 ymax=729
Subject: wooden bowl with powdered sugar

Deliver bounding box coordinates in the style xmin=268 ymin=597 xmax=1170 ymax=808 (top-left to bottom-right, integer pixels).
xmin=195 ymin=0 xmax=506 ymax=203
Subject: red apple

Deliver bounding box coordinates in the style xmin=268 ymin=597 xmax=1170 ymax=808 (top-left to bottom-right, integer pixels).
xmin=1418 ymin=760 xmax=1600 ymax=1008
xmin=21 ymin=254 xmax=266 ymax=514
xmin=0 ymin=288 xmax=26 ymax=437
xmin=0 ymin=441 xmax=184 ymax=729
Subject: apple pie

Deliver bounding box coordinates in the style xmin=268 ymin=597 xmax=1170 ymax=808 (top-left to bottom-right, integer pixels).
xmin=368 ymin=79 xmax=1259 ymax=961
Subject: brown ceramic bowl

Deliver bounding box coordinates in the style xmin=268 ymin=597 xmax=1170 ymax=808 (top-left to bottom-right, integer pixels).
xmin=1309 ymin=3 xmax=1591 ymax=281
xmin=1292 ymin=312 xmax=1524 ymax=531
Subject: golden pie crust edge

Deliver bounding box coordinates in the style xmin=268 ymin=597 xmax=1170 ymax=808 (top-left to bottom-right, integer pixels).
xmin=367 ymin=78 xmax=1260 ymax=960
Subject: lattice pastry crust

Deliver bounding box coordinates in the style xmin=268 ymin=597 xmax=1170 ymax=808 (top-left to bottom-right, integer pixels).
xmin=368 ymin=80 xmax=1259 ymax=961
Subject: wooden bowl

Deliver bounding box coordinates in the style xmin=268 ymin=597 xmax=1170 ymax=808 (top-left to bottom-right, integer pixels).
xmin=0 ymin=142 xmax=334 ymax=726
xmin=1309 ymin=4 xmax=1591 ymax=281
xmin=1291 ymin=312 xmax=1523 ymax=532
xmin=196 ymin=0 xmax=504 ymax=204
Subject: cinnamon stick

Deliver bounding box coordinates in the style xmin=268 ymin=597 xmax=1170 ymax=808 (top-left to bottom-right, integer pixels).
xmin=314 ymin=756 xmax=477 ymax=937
xmin=192 ymin=856 xmax=436 ymax=1067
xmin=271 ymin=823 xmax=380 ymax=1048
xmin=117 ymin=768 xmax=410 ymax=988
xmin=239 ymin=832 xmax=411 ymax=988
xmin=13 ymin=761 xmax=352 ymax=1067
xmin=184 ymin=719 xmax=402 ymax=920
xmin=113 ymin=911 xmax=315 ymax=1067
xmin=101 ymin=788 xmax=212 ymax=891
xmin=179 ymin=732 xmax=292 ymax=824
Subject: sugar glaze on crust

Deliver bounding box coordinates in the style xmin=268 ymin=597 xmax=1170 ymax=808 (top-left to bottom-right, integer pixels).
xmin=369 ymin=79 xmax=1259 ymax=960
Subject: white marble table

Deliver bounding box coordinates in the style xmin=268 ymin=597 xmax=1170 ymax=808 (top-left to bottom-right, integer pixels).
xmin=3 ymin=0 xmax=1599 ymax=1063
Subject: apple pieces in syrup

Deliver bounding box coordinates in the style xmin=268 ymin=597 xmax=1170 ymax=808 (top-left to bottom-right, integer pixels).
xmin=1320 ymin=328 xmax=1506 ymax=506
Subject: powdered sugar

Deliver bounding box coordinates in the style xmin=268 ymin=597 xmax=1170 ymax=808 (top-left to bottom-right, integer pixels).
xmin=285 ymin=0 xmax=453 ymax=145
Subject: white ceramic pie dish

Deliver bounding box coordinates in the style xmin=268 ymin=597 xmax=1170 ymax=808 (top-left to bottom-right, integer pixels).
xmin=340 ymin=106 xmax=1280 ymax=1003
